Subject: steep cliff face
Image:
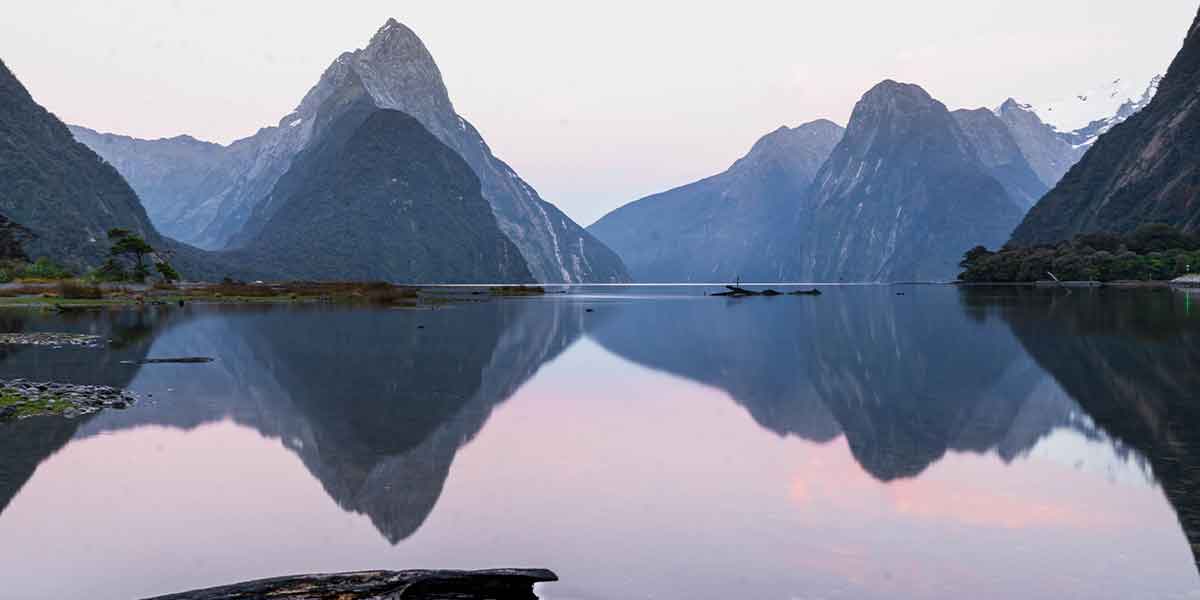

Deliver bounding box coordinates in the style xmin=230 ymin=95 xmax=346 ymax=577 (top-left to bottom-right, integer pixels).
xmin=226 ymin=72 xmax=531 ymax=284
xmin=588 ymin=120 xmax=843 ymax=282
xmin=994 ymin=99 xmax=1087 ymax=189
xmin=71 ymin=19 xmax=629 ymax=283
xmin=0 ymin=59 xmax=160 ymax=269
xmin=1011 ymin=9 xmax=1200 ymax=245
xmin=0 ymin=59 xmax=221 ymax=276
xmin=952 ymin=108 xmax=1048 ymax=210
xmin=802 ymin=81 xmax=1024 ymax=282
xmin=288 ymin=19 xmax=629 ymax=283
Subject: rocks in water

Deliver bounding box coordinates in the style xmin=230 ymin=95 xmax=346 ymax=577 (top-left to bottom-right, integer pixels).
xmin=0 ymin=379 xmax=137 ymax=421
xmin=144 ymin=568 xmax=559 ymax=600
xmin=0 ymin=332 xmax=104 ymax=348
xmin=712 ymin=286 xmax=822 ymax=298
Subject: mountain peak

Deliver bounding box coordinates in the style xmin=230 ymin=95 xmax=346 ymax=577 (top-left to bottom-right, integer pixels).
xmin=997 ymin=98 xmax=1033 ymax=113
xmin=862 ymin=79 xmax=934 ymax=103
xmin=362 ymin=18 xmax=429 ymax=63
xmin=852 ymin=80 xmax=943 ymax=125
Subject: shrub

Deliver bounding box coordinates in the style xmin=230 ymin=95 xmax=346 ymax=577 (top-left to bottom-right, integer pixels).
xmin=56 ymin=281 xmax=103 ymax=300
xmin=19 ymin=258 xmax=73 ymax=280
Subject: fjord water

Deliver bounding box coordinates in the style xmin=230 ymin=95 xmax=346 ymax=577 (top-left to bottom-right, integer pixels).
xmin=0 ymin=287 xmax=1198 ymax=599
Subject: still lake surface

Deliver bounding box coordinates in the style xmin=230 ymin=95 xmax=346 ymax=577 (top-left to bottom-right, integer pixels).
xmin=1 ymin=285 xmax=1198 ymax=599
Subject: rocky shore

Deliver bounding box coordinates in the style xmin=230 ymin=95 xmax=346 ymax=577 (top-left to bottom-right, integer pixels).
xmin=0 ymin=379 xmax=136 ymax=421
xmin=144 ymin=568 xmax=558 ymax=600
xmin=0 ymin=332 xmax=103 ymax=348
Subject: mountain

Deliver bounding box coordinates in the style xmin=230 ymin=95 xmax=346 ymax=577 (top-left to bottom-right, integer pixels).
xmin=66 ymin=126 xmax=250 ymax=248
xmin=992 ymin=76 xmax=1160 ymax=190
xmin=1010 ymin=10 xmax=1200 ymax=245
xmin=802 ymin=81 xmax=1024 ymax=282
xmin=992 ymin=99 xmax=1087 ymax=188
xmin=951 ymin=108 xmax=1048 ymax=209
xmin=0 ymin=58 xmax=163 ymax=269
xmin=224 ymin=70 xmax=532 ymax=283
xmin=588 ymin=120 xmax=843 ymax=282
xmin=71 ymin=19 xmax=629 ymax=284
xmin=0 ymin=59 xmax=218 ymax=276
xmin=1027 ymin=75 xmax=1162 ymax=141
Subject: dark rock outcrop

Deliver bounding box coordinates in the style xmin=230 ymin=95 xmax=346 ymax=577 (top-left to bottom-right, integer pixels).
xmin=0 ymin=214 xmax=32 ymax=261
xmin=1011 ymin=9 xmax=1200 ymax=245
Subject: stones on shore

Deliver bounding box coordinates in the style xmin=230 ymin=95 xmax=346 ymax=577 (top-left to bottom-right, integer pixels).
xmin=0 ymin=332 xmax=104 ymax=348
xmin=0 ymin=379 xmax=137 ymax=422
xmin=143 ymin=568 xmax=559 ymax=600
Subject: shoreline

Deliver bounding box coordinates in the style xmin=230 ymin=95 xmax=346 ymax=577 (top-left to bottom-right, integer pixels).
xmin=0 ymin=281 xmax=555 ymax=310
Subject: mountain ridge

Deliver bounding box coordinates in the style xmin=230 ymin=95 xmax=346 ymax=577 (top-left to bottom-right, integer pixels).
xmin=70 ymin=18 xmax=630 ymax=284
xmin=1010 ymin=7 xmax=1200 ymax=245
xmin=588 ymin=119 xmax=843 ymax=282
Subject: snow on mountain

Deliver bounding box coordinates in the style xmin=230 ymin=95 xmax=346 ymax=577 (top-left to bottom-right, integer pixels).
xmin=1022 ymin=76 xmax=1161 ymax=134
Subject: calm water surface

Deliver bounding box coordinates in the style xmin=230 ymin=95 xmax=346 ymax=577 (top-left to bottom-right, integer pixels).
xmin=1 ymin=286 xmax=1198 ymax=599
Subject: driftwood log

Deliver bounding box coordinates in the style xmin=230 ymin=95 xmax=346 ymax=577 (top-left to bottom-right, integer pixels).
xmin=144 ymin=568 xmax=558 ymax=600
xmin=712 ymin=285 xmax=822 ymax=297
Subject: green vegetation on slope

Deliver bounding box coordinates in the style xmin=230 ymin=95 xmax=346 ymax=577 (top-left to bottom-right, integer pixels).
xmin=959 ymin=224 xmax=1200 ymax=283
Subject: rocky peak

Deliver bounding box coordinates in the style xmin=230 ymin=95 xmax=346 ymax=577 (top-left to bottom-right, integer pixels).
xmin=997 ymin=98 xmax=1034 ymax=114
xmin=733 ymin=119 xmax=845 ymax=182
xmin=850 ymin=80 xmax=941 ymax=125
xmin=287 ymin=18 xmax=451 ymax=131
xmin=838 ymin=80 xmax=972 ymax=164
xmin=360 ymin=18 xmax=437 ymax=71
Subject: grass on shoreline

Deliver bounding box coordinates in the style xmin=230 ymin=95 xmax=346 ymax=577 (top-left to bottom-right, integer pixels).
xmin=0 ymin=280 xmax=549 ymax=309
xmin=0 ymin=391 xmax=72 ymax=419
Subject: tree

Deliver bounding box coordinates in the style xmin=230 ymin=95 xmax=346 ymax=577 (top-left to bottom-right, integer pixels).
xmin=110 ymin=233 xmax=154 ymax=279
xmin=156 ymin=261 xmax=180 ymax=282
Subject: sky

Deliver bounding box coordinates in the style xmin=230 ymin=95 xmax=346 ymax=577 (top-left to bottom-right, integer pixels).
xmin=1 ymin=1 xmax=1197 ymax=226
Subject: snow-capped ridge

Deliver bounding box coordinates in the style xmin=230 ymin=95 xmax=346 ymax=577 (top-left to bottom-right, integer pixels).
xmin=1024 ymin=75 xmax=1161 ymax=133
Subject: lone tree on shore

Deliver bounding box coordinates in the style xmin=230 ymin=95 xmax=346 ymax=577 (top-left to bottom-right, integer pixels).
xmin=103 ymin=229 xmax=179 ymax=282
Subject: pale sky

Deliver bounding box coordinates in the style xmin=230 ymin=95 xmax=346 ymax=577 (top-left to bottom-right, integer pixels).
xmin=2 ymin=1 xmax=1196 ymax=225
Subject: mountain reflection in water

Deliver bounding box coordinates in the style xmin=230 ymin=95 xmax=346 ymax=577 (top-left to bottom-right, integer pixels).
xmin=0 ymin=287 xmax=1197 ymax=600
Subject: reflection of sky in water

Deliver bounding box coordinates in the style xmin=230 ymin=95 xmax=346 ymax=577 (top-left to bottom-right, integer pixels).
xmin=0 ymin=289 xmax=1197 ymax=600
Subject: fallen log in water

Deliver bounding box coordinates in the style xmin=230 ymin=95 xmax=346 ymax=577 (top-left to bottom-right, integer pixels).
xmin=712 ymin=286 xmax=822 ymax=297
xmin=143 ymin=568 xmax=558 ymax=600
xmin=121 ymin=357 xmax=216 ymax=365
